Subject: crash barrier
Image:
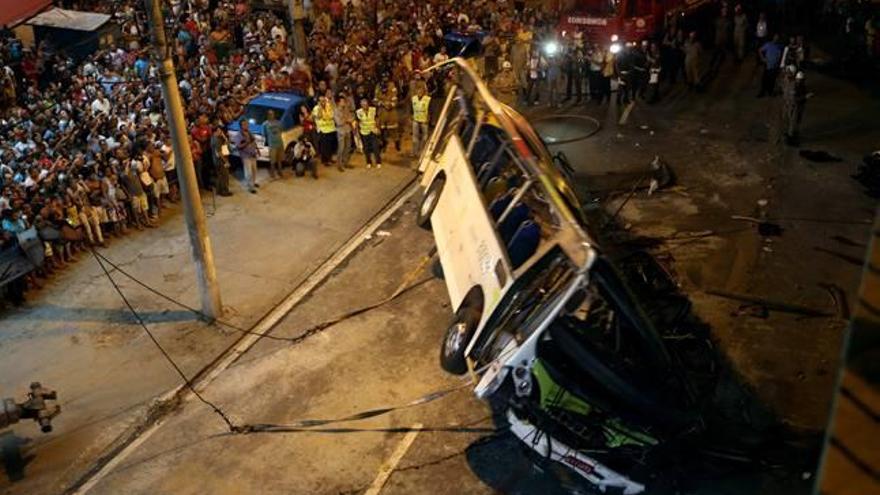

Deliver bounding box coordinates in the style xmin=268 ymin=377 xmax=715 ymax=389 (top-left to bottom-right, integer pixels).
xmin=88 ymin=248 xmax=512 ymax=435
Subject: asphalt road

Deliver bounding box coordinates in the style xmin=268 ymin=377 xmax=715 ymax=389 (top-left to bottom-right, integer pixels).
xmin=77 ymin=198 xmax=578 ymax=495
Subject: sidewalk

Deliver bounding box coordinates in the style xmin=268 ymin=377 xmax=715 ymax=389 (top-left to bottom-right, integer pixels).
xmin=0 ymin=150 xmax=416 ymax=493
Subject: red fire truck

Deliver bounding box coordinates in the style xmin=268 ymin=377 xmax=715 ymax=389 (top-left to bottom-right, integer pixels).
xmin=558 ymin=0 xmax=715 ymax=45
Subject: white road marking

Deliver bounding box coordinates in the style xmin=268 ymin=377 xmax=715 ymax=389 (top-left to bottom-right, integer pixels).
xmin=72 ymin=181 xmax=419 ymax=494
xmin=618 ymin=101 xmax=636 ymax=125
xmin=364 ymin=423 xmax=423 ymax=495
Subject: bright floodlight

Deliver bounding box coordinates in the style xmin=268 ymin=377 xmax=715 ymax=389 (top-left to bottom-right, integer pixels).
xmin=544 ymin=41 xmax=560 ymax=56
xmin=610 ymin=42 xmax=622 ymax=54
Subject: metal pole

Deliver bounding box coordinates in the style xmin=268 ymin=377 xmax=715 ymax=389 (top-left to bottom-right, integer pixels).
xmin=288 ymin=0 xmax=308 ymax=59
xmin=144 ymin=0 xmax=222 ymax=320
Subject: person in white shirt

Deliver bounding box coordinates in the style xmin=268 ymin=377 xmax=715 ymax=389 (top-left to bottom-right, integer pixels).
xmin=91 ymin=95 xmax=111 ymax=115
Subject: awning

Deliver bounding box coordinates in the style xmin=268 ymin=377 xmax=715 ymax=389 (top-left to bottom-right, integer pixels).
xmin=0 ymin=0 xmax=52 ymax=28
xmin=27 ymin=8 xmax=111 ymax=32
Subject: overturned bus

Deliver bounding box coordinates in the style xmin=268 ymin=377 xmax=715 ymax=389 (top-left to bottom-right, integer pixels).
xmin=413 ymin=58 xmax=807 ymax=493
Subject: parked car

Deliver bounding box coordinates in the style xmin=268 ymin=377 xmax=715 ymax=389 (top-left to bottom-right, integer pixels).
xmin=226 ymin=92 xmax=306 ymax=162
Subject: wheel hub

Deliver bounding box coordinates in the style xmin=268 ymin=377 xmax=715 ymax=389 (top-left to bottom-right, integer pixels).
xmin=445 ymin=322 xmax=468 ymax=356
xmin=421 ymin=189 xmax=437 ymax=217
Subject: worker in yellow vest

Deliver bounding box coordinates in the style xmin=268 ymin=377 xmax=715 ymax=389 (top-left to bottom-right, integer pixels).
xmin=355 ymin=98 xmax=382 ymax=169
xmin=411 ymin=86 xmax=431 ymax=158
xmin=312 ymin=96 xmax=339 ymax=169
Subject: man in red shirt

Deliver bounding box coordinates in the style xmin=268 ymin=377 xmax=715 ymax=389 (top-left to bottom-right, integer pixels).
xmin=190 ymin=114 xmax=213 ymax=190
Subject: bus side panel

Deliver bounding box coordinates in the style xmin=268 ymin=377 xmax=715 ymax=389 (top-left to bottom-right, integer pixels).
xmin=419 ymin=86 xmax=458 ymax=182
xmin=432 ymin=137 xmax=507 ymax=319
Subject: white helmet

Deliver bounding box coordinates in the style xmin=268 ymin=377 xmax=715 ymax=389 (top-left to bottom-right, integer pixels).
xmin=795 ymin=71 xmax=805 ymax=80
xmin=502 ymin=60 xmax=512 ymax=69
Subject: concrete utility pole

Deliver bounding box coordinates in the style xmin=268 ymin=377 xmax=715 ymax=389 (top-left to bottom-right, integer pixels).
xmin=143 ymin=0 xmax=222 ymax=320
xmin=288 ymin=0 xmax=308 ymax=59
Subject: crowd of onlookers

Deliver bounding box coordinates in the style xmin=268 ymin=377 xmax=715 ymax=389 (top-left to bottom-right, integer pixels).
xmin=1 ymin=0 xmax=876 ymax=304
xmin=0 ymin=0 xmax=554 ymax=304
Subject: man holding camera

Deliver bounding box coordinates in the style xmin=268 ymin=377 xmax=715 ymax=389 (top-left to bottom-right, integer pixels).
xmin=292 ymin=135 xmax=317 ymax=179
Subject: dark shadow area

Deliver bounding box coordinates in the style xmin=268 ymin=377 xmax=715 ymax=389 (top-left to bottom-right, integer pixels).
xmin=460 ymin=190 xmax=823 ymax=494
xmin=0 ymin=305 xmax=197 ymax=325
xmin=0 ymin=431 xmax=34 ymax=483
xmin=466 ymin=433 xmax=591 ymax=495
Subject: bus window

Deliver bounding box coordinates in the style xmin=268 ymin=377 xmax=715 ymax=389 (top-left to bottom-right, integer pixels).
xmin=431 ymin=87 xmax=470 ymax=162
xmin=471 ymin=248 xmax=576 ymax=365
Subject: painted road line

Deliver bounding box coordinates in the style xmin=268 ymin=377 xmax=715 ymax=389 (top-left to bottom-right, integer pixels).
xmin=71 ymin=180 xmax=419 ymax=495
xmin=364 ymin=423 xmax=423 ymax=495
xmin=619 ymin=101 xmax=636 ymax=126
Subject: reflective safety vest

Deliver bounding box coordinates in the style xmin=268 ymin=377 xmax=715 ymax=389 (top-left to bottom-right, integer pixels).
xmin=313 ymin=104 xmax=336 ymax=134
xmin=412 ymin=95 xmax=431 ymax=124
xmin=356 ymin=106 xmax=377 ymax=135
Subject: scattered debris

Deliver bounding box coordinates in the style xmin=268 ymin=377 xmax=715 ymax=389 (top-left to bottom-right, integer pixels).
xmin=814 ymin=246 xmax=864 ymax=267
xmin=819 ymin=283 xmax=851 ymax=319
xmin=799 ymin=150 xmax=843 ymax=163
xmin=376 ymin=230 xmax=392 ymax=237
xmin=705 ymin=289 xmax=834 ymax=318
xmin=733 ymin=304 xmax=770 ymax=319
xmin=650 ymin=156 xmax=677 ymax=190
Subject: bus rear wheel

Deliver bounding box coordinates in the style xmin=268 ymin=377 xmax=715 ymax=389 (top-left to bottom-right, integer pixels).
xmin=440 ymin=306 xmax=478 ymax=375
xmin=416 ymin=176 xmax=445 ymax=230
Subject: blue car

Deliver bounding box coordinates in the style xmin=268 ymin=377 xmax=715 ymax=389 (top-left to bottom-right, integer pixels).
xmin=227 ymin=92 xmax=307 ymax=162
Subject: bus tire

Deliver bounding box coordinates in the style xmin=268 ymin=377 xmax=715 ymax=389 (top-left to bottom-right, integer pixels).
xmin=440 ymin=305 xmax=479 ymax=375
xmin=416 ymin=176 xmax=445 ymax=230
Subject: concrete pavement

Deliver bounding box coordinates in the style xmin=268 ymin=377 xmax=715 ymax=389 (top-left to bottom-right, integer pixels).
xmin=77 ymin=198 xmax=586 ymax=495
xmin=0 ymin=153 xmax=416 ymax=493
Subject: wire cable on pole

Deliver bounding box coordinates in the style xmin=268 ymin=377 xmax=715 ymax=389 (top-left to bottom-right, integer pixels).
xmin=90 ymin=248 xmax=238 ymax=432
xmin=91 ymin=249 xmax=434 ymax=345
xmin=88 ymin=247 xmax=492 ymax=435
